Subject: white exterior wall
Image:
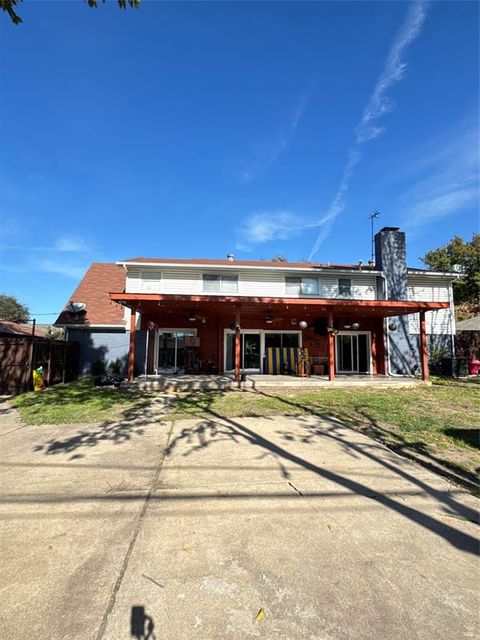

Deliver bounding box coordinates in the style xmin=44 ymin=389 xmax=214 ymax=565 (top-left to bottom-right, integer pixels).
xmin=407 ymin=278 xmax=455 ymax=335
xmin=125 ymin=266 xmax=377 ymax=299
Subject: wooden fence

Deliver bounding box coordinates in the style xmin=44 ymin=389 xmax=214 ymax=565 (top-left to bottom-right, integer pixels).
xmin=0 ymin=336 xmax=79 ymax=395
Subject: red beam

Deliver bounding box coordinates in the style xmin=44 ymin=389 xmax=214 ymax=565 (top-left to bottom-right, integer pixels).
xmin=377 ymin=318 xmax=386 ymax=375
xmin=328 ymin=311 xmax=335 ymax=381
xmin=420 ymin=310 xmax=429 ymax=382
xmin=110 ymin=292 xmax=448 ymax=314
xmin=234 ymin=306 xmax=241 ymax=382
xmin=128 ymin=310 xmax=136 ymax=382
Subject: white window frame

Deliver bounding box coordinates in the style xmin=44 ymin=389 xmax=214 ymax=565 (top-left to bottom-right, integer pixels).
xmin=335 ymin=331 xmax=372 ymax=374
xmin=154 ymin=328 xmax=198 ymax=373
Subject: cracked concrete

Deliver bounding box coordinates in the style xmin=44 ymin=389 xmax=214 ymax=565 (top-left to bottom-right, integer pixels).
xmin=0 ymin=405 xmax=478 ymax=639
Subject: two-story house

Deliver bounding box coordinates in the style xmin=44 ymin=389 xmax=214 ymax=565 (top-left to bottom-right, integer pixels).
xmin=56 ymin=227 xmax=456 ymax=382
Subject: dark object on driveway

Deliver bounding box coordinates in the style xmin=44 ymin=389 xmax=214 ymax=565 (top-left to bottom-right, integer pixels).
xmin=94 ymin=374 xmax=123 ymax=387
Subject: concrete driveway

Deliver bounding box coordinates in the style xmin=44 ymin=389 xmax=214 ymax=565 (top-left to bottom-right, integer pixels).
xmin=0 ymin=397 xmax=478 ymax=639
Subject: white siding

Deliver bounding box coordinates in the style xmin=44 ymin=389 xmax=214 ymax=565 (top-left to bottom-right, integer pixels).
xmin=407 ymin=277 xmax=450 ymax=302
xmin=125 ymin=266 xmax=378 ymax=298
xmin=408 ymin=309 xmax=454 ymax=335
xmin=407 ymin=277 xmax=454 ymax=335
xmin=126 ymin=267 xmax=142 ymax=293
xmin=161 ymin=270 xmax=201 ymax=294
xmin=238 ymin=271 xmax=284 ymax=297
xmin=140 ymin=270 xmax=162 ymax=292
xmin=319 ymin=275 xmax=376 ymax=300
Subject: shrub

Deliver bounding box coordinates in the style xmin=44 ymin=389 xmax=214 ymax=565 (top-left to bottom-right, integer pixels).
xmin=107 ymin=358 xmax=122 ymax=375
xmin=91 ymin=358 xmax=106 ymax=376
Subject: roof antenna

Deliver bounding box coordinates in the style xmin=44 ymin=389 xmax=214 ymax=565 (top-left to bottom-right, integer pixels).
xmin=368 ymin=210 xmax=380 ymax=264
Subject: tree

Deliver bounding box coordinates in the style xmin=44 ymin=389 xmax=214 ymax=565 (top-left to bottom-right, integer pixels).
xmin=421 ymin=233 xmax=480 ymax=319
xmin=0 ymin=294 xmax=30 ymax=323
xmin=1 ymin=0 xmax=140 ymax=26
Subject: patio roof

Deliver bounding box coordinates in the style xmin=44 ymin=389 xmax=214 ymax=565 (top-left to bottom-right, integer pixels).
xmin=109 ymin=292 xmax=449 ymax=318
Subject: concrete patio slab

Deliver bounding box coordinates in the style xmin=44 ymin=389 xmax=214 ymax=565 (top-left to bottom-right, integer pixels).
xmin=0 ymin=405 xmax=478 ymax=639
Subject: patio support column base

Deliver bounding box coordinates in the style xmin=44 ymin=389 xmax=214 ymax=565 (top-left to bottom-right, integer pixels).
xmin=328 ymin=311 xmax=335 ymax=381
xmin=420 ymin=310 xmax=429 ymax=381
xmin=128 ymin=309 xmax=136 ymax=382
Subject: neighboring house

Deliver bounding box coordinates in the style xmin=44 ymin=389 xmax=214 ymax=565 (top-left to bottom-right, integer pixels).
xmin=55 ymin=227 xmax=456 ymax=380
xmin=455 ymin=316 xmax=480 ymax=360
xmin=0 ymin=319 xmax=49 ymax=338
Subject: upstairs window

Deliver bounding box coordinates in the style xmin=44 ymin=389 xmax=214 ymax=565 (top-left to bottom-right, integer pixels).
xmin=301 ymin=278 xmax=319 ymax=295
xmin=285 ymin=277 xmax=319 ymax=296
xmin=285 ymin=277 xmax=301 ymax=295
xmin=338 ymin=278 xmax=352 ymax=298
xmin=203 ymin=273 xmax=238 ymax=293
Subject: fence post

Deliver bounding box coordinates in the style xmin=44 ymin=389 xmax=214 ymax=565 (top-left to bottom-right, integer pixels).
xmin=24 ymin=319 xmax=36 ymax=392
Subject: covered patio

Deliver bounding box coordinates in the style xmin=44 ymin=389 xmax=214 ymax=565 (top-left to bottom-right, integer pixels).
xmin=109 ymin=292 xmax=449 ymax=383
xmin=126 ymin=373 xmax=425 ymax=392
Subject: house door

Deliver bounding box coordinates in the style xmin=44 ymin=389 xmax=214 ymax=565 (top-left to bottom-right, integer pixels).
xmin=225 ymin=332 xmax=261 ymax=372
xmin=336 ymin=333 xmax=370 ymax=373
xmin=156 ymin=330 xmax=196 ymax=373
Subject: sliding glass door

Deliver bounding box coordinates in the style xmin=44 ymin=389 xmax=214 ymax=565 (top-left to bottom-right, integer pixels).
xmin=336 ymin=333 xmax=370 ymax=374
xmin=225 ymin=332 xmax=261 ymax=372
xmin=156 ymin=330 xmax=196 ymax=373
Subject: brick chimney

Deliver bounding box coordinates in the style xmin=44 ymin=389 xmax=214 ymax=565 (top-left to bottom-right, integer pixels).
xmin=374 ymin=227 xmax=407 ymax=301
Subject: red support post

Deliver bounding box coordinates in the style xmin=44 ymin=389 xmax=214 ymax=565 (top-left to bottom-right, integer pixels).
xmin=377 ymin=318 xmax=386 ymax=375
xmin=234 ymin=306 xmax=241 ymax=382
xmin=420 ymin=310 xmax=429 ymax=381
xmin=128 ymin=309 xmax=136 ymax=382
xmin=328 ymin=311 xmax=335 ymax=381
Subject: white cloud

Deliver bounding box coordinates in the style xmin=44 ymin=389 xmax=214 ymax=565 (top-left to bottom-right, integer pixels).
xmin=242 ymin=83 xmax=316 ymax=182
xmin=355 ymin=2 xmax=428 ymax=143
xmin=398 ymin=121 xmax=479 ymax=231
xmin=54 ymin=235 xmax=90 ymax=253
xmin=240 ymin=211 xmax=320 ymax=245
xmin=36 ymin=260 xmax=87 ymax=279
xmin=1 ymin=234 xmax=91 ymax=254
xmin=308 ymin=1 xmax=428 ymax=259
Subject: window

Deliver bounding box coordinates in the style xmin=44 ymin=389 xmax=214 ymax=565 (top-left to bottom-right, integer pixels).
xmin=285 ymin=277 xmax=319 ymax=295
xmin=203 ymin=273 xmax=238 ymax=293
xmin=338 ymin=278 xmax=352 ymax=298
xmin=301 ymin=278 xmax=319 ymax=295
xmin=265 ymin=333 xmax=300 ymax=349
xmin=285 ymin=277 xmax=301 ymax=295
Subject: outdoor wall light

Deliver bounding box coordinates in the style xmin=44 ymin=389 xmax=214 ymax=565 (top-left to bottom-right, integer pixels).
xmin=388 ymin=322 xmax=398 ymax=331
xmin=265 ymin=316 xmax=274 ymax=324
xmin=351 ymin=322 xmax=360 ymax=330
xmin=343 ymin=321 xmax=351 ymax=329
xmin=188 ymin=312 xmax=197 ymax=322
xmin=299 ymin=320 xmax=308 ymax=330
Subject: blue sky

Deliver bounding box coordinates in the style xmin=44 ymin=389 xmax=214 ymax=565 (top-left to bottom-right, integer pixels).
xmin=0 ymin=1 xmax=478 ymax=321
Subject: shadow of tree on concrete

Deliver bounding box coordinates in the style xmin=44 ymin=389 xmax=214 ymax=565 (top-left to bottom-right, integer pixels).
xmin=162 ymin=391 xmax=479 ymax=556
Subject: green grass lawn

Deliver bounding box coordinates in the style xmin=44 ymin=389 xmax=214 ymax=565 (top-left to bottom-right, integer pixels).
xmin=10 ymin=376 xmax=479 ymax=492
xmin=12 ymin=377 xmax=153 ymax=425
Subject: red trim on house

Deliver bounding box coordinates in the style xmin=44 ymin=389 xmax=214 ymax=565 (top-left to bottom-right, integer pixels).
xmin=109 ymin=292 xmax=448 ymax=317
